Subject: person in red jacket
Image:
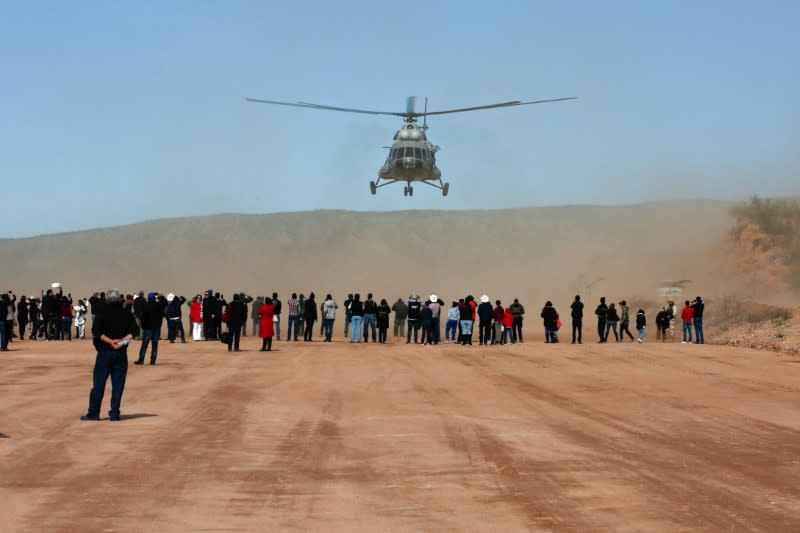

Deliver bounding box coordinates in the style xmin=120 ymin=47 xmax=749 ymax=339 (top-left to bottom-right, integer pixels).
xmin=189 ymin=295 xmax=203 ymax=341
xmin=681 ymin=300 xmax=694 ymax=344
xmin=258 ymin=297 xmax=275 ymax=351
xmin=502 ymin=306 xmax=515 ymax=344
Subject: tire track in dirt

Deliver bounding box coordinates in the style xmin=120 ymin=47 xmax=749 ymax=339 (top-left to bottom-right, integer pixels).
xmin=449 ymin=349 xmax=800 ymax=530
xmin=392 ymin=349 xmax=595 ymax=530
xmin=24 ymin=362 xmax=275 ymax=530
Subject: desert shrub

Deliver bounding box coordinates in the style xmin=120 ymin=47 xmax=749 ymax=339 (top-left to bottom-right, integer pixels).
xmin=710 ymin=295 xmax=793 ymax=330
xmin=730 ymin=196 xmax=800 ymax=287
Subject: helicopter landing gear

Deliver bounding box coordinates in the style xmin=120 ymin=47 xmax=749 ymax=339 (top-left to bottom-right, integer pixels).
xmin=370 ymin=181 xmax=377 ymax=195
xmin=442 ymin=182 xmax=449 ymax=197
xmin=404 ymin=185 xmax=414 ymax=197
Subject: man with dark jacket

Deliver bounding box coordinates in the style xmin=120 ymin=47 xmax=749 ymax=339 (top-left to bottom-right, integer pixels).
xmin=363 ymin=293 xmax=378 ymax=343
xmin=303 ymin=293 xmax=318 ymax=341
xmin=136 ymin=292 xmax=167 ymax=365
xmin=165 ymin=293 xmax=187 ymax=343
xmin=406 ymin=295 xmax=422 ymax=344
xmin=41 ymin=289 xmax=59 ymax=340
xmin=691 ymin=296 xmax=705 ymax=344
xmin=349 ymin=294 xmax=364 ymax=343
xmin=570 ymin=295 xmax=584 ymax=344
xmin=541 ymin=301 xmax=559 ymax=343
xmin=214 ymin=293 xmax=226 ymax=340
xmin=0 ymin=294 xmax=9 ymax=351
xmin=133 ymin=290 xmax=146 ymax=340
xmin=240 ymin=293 xmax=253 ymax=336
xmin=392 ymin=298 xmax=407 ymax=337
xmin=226 ymin=293 xmax=247 ymax=352
xmin=477 ymin=295 xmax=494 ymax=345
xmin=595 ymin=297 xmax=608 ymax=343
xmin=272 ymin=292 xmax=282 ymax=340
xmin=81 ymin=289 xmax=135 ymax=421
xmin=510 ymin=299 xmax=525 ymax=343
xmin=202 ymin=290 xmax=217 ymax=340
xmin=89 ymin=292 xmax=106 ymax=323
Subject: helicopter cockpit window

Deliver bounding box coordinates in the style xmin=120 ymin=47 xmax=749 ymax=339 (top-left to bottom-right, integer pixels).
xmin=413 ymin=148 xmax=422 ymax=159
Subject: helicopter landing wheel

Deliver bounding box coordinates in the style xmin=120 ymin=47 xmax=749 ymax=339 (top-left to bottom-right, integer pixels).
xmin=370 ymin=181 xmax=377 ymax=195
xmin=407 ymin=185 xmax=413 ymax=196
xmin=403 ymin=186 xmax=408 ymax=197
xmin=442 ymin=182 xmax=449 ymax=197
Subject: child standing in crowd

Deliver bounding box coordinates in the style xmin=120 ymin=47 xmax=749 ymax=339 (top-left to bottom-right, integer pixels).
xmin=636 ymin=309 xmax=647 ymax=343
xmin=502 ymin=305 xmax=515 ymax=344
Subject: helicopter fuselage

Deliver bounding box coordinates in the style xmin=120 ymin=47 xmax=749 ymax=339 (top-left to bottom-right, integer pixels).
xmin=379 ymin=139 xmax=441 ymax=182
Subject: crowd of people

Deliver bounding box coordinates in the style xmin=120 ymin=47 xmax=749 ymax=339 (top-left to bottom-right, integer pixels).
xmin=0 ymin=287 xmax=707 ymax=353
xmin=0 ymin=285 xmax=708 ymax=421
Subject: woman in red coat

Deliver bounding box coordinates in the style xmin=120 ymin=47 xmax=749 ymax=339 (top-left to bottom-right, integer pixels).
xmin=257 ymin=298 xmax=275 ymax=351
xmin=189 ymin=295 xmax=203 ymax=341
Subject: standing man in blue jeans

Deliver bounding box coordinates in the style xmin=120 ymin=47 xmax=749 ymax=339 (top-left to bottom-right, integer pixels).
xmin=349 ymin=294 xmax=364 ymax=343
xmin=81 ymin=289 xmax=135 ymax=421
xmin=286 ymin=293 xmax=300 ymax=341
xmin=363 ymin=293 xmax=378 ymax=343
xmin=691 ymin=296 xmax=705 ymax=344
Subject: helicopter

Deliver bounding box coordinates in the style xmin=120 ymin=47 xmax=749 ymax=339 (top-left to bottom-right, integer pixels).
xmin=245 ymin=95 xmax=577 ymax=197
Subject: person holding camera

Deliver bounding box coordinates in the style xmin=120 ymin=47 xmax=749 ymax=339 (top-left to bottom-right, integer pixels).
xmin=81 ymin=289 xmax=135 ymax=421
xmin=135 ymin=292 xmax=167 ymax=365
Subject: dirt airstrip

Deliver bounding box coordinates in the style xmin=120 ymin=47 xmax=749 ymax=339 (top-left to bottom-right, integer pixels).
xmin=1 ymin=336 xmax=799 ymax=532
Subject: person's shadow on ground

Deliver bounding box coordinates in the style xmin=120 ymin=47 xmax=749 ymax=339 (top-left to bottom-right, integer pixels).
xmin=118 ymin=414 xmax=158 ymax=421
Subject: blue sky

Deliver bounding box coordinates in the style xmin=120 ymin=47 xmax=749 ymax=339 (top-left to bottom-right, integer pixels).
xmin=1 ymin=0 xmax=798 ymax=237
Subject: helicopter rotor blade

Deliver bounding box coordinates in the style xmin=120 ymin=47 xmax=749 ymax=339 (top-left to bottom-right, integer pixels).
xmin=245 ymin=98 xmax=406 ymax=117
xmin=420 ymin=97 xmax=577 ymax=117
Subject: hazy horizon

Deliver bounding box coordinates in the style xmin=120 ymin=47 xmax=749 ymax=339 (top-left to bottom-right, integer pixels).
xmin=0 ymin=198 xmax=737 ymax=240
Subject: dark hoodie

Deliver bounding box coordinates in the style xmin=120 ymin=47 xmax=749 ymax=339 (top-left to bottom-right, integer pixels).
xmin=540 ymin=303 xmax=558 ymax=327
xmin=636 ymin=310 xmax=646 ymax=329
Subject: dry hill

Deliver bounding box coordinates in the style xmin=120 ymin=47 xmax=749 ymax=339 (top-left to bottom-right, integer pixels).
xmin=0 ymin=200 xmax=753 ymax=310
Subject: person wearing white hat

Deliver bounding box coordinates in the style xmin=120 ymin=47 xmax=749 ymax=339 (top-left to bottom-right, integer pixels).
xmin=428 ymin=294 xmax=442 ymax=345
xmin=477 ymin=295 xmax=494 ymax=345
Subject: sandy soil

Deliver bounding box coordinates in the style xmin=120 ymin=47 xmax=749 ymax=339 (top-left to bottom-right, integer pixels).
xmin=2 ymin=333 xmax=799 ymax=532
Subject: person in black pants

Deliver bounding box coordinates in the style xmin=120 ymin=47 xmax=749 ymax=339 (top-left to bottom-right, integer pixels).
xmin=618 ymin=300 xmax=635 ymax=341
xmin=202 ymin=290 xmax=217 ymax=340
xmin=477 ymin=295 xmax=493 ymax=345
xmin=81 ymin=289 xmax=135 ymax=421
xmin=303 ymin=293 xmax=317 ymax=341
xmin=570 ymin=295 xmax=584 ymax=344
xmin=406 ymin=295 xmax=422 ymax=344
xmin=595 ymin=297 xmax=608 ymax=343
xmin=136 ymin=293 xmax=167 ymax=365
xmin=226 ymin=293 xmax=247 ymax=352
xmin=165 ymin=293 xmax=187 ymax=343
